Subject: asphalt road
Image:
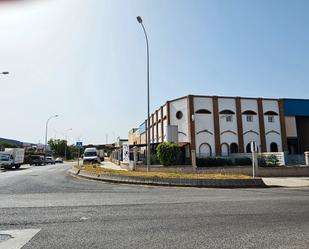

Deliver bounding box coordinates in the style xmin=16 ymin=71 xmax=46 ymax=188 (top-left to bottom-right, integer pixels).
xmin=0 ymin=162 xmax=309 ymax=249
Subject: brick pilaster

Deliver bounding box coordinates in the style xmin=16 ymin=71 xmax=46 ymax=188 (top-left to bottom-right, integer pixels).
xmin=235 ymin=97 xmax=244 ymax=153
xmin=187 ymin=95 xmax=196 ymax=150
xmin=278 ymin=99 xmax=288 ymax=152
xmin=257 ymin=98 xmax=267 ymax=152
xmin=213 ymin=96 xmax=221 ymax=156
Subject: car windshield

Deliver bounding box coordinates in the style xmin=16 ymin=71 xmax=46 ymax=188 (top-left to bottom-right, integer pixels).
xmin=31 ymin=156 xmax=40 ymax=159
xmin=0 ymin=154 xmax=10 ymax=161
xmin=84 ymin=152 xmax=97 ymax=157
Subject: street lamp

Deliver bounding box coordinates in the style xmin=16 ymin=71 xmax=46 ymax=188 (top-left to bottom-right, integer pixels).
xmin=45 ymin=115 xmax=59 ymax=160
xmin=64 ymin=128 xmax=72 ymax=160
xmin=136 ymin=16 xmax=151 ymax=172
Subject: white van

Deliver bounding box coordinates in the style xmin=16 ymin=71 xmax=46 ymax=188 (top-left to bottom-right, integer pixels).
xmin=83 ymin=147 xmax=101 ymax=164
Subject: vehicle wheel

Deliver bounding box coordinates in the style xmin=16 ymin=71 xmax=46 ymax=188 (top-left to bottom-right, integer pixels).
xmin=15 ymin=165 xmax=21 ymax=169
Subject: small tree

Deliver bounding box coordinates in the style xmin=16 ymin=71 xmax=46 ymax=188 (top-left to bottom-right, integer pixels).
xmin=156 ymin=142 xmax=180 ymax=166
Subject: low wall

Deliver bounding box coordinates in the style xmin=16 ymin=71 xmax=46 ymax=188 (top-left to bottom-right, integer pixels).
xmin=135 ymin=165 xmax=309 ymax=177
xmin=135 ymin=165 xmax=253 ymax=175
xmin=257 ymin=166 xmax=309 ymax=177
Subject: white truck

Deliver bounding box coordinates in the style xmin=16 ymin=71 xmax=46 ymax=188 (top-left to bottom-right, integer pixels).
xmin=0 ymin=148 xmax=25 ymax=169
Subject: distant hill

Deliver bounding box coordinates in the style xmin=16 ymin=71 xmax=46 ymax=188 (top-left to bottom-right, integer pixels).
xmin=0 ymin=137 xmax=23 ymax=147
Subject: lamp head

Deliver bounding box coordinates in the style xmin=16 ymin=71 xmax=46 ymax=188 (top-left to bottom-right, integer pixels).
xmin=136 ymin=16 xmax=143 ymax=23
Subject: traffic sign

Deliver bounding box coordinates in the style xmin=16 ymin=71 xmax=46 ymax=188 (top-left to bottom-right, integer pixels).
xmin=76 ymin=142 xmax=83 ymax=148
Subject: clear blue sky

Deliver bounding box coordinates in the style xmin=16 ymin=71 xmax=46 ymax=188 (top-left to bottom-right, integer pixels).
xmin=0 ymin=0 xmax=308 ymax=144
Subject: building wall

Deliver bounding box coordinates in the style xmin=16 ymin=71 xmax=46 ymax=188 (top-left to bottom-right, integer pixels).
xmin=193 ymin=97 xmax=215 ymax=156
xmin=218 ymin=98 xmax=238 ymax=156
xmin=169 ymin=98 xmax=189 ymax=143
xmin=157 ymin=108 xmax=162 ymax=142
xmin=140 ymin=132 xmax=146 ymax=145
xmin=163 ymin=104 xmax=168 ymax=142
xmin=285 ymin=116 xmax=297 ymax=138
xmin=128 ymin=128 xmax=139 ymax=145
xmin=136 ymin=95 xmax=297 ymax=156
xmin=263 ymin=100 xmax=282 ymax=152
xmin=241 ymin=99 xmax=261 ymax=152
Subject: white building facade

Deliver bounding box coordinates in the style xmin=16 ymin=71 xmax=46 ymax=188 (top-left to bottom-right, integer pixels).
xmin=140 ymin=95 xmax=288 ymax=158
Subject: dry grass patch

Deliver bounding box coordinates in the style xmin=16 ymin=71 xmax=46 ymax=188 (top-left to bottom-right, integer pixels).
xmin=75 ymin=164 xmax=252 ymax=180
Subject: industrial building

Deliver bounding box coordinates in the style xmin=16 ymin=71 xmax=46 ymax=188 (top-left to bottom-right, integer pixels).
xmin=129 ymin=95 xmax=309 ymax=162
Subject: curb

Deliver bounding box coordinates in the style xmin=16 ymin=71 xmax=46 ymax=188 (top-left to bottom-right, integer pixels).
xmin=68 ymin=168 xmax=267 ymax=188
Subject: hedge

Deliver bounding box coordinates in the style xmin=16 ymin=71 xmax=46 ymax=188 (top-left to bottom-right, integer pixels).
xmin=197 ymin=157 xmax=252 ymax=167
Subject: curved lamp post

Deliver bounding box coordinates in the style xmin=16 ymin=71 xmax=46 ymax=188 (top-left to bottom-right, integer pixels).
xmin=136 ymin=16 xmax=150 ymax=172
xmin=45 ymin=115 xmax=58 ymax=159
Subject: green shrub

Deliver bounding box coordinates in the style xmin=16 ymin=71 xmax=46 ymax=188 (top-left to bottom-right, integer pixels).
xmin=156 ymin=142 xmax=180 ymax=166
xmin=258 ymin=156 xmax=267 ymax=167
xmin=258 ymin=155 xmax=279 ymax=167
xmin=233 ymin=157 xmax=252 ymax=166
xmin=197 ymin=157 xmax=233 ymax=167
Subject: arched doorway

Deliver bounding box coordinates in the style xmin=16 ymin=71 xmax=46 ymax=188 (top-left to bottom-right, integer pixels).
xmin=246 ymin=143 xmax=251 ymax=153
xmin=221 ymin=143 xmax=229 ymax=157
xmin=270 ymin=142 xmax=278 ymax=152
xmin=230 ymin=143 xmax=238 ymax=154
xmin=199 ymin=143 xmax=212 ymax=157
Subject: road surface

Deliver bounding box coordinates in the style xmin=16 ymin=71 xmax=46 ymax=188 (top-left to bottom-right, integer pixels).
xmin=0 ymin=162 xmax=308 ymax=249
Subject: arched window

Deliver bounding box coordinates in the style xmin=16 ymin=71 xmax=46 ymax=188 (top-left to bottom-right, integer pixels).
xmin=270 ymin=142 xmax=278 ymax=152
xmin=221 ymin=143 xmax=229 ymax=157
xmin=220 ymin=109 xmax=235 ymax=115
xmin=199 ymin=143 xmax=212 ymax=157
xmin=264 ymin=111 xmax=278 ymax=116
xmin=246 ymin=143 xmax=251 ymax=153
xmin=242 ymin=110 xmax=257 ymax=115
xmin=195 ymin=109 xmax=212 ymax=114
xmin=230 ymin=143 xmax=239 ymax=154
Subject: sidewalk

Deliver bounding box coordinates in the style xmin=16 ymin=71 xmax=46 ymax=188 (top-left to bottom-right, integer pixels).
xmin=100 ymin=160 xmax=127 ymax=171
xmin=262 ymin=177 xmax=309 ymax=187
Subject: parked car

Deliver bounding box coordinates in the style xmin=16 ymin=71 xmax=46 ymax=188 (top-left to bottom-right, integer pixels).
xmin=55 ymin=157 xmax=63 ymax=163
xmin=45 ymin=156 xmax=55 ymax=165
xmin=30 ymin=155 xmax=45 ymax=166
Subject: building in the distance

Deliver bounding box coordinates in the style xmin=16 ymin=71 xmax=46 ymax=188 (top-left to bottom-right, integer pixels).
xmin=128 ymin=128 xmax=140 ymax=145
xmin=130 ymin=95 xmax=309 ymax=161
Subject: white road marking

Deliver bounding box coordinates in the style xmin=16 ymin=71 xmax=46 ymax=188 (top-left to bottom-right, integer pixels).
xmin=0 ymin=229 xmax=40 ymax=249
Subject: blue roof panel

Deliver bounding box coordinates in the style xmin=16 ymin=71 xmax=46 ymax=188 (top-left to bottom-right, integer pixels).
xmin=283 ymin=99 xmax=309 ymax=116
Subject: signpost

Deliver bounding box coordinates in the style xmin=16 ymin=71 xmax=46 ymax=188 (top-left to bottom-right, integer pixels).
xmin=76 ymin=142 xmax=83 ymax=167
xmin=250 ymin=141 xmax=258 ymax=177
xmin=122 ymin=142 xmax=130 ymax=164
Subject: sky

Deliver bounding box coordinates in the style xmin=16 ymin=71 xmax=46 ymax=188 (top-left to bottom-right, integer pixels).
xmin=0 ymin=0 xmax=308 ymax=145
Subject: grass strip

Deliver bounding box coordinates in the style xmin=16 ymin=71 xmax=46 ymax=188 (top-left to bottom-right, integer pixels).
xmin=75 ymin=164 xmax=252 ymax=180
